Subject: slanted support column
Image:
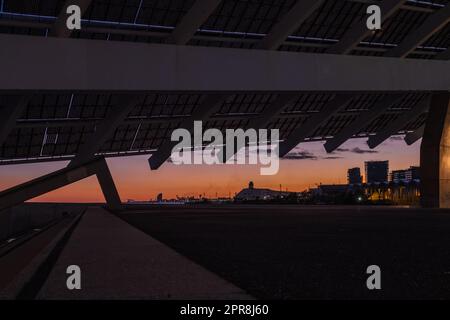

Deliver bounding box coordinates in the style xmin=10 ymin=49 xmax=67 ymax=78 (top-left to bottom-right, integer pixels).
xmin=148 ymin=94 xmax=226 ymax=170
xmin=95 ymin=159 xmax=122 ymax=211
xmin=0 ymin=157 xmax=122 ymax=212
xmin=420 ymin=93 xmax=450 ymax=208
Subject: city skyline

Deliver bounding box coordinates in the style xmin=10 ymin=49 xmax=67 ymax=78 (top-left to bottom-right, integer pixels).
xmin=0 ymin=136 xmax=421 ymax=202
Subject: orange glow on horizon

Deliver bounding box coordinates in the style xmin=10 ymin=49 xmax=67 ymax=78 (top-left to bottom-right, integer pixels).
xmin=0 ymin=138 xmax=421 ymax=203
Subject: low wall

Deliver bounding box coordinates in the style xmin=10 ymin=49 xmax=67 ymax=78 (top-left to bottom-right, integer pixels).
xmin=0 ymin=203 xmax=88 ymax=242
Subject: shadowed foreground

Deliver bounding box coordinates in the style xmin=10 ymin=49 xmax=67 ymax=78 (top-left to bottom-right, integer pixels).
xmin=119 ymin=205 xmax=450 ymax=299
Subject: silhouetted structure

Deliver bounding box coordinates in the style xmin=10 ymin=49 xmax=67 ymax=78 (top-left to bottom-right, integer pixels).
xmin=235 ymin=182 xmax=292 ymax=202
xmin=365 ymin=161 xmax=389 ymax=184
xmin=347 ymin=167 xmax=362 ymax=184
xmin=311 ymin=181 xmax=420 ymax=205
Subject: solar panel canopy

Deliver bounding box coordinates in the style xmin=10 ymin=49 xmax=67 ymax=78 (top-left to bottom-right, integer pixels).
xmin=0 ymin=0 xmax=448 ymax=165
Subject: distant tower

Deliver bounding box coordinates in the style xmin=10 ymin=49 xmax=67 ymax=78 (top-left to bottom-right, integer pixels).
xmin=365 ymin=161 xmax=389 ymax=183
xmin=347 ymin=167 xmax=363 ymax=184
xmin=249 ymin=181 xmax=254 ymax=189
xmin=157 ymin=193 xmax=163 ymax=202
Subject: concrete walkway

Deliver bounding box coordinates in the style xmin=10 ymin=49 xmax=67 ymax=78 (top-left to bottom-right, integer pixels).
xmin=37 ymin=207 xmax=252 ymax=300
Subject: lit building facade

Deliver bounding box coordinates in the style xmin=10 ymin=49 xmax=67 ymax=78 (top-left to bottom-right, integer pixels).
xmin=391 ymin=166 xmax=420 ymax=183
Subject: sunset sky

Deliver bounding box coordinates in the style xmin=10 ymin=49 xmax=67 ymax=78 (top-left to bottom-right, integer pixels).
xmin=0 ymin=136 xmax=421 ymax=203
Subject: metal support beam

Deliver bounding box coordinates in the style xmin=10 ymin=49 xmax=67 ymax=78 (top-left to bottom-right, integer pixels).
xmin=69 ymin=95 xmax=138 ymax=167
xmin=0 ymin=157 xmax=121 ymax=211
xmin=367 ymin=97 xmax=430 ymax=148
xmin=166 ymin=0 xmax=222 ymax=45
xmin=420 ymin=93 xmax=450 ymax=208
xmin=327 ymin=0 xmax=407 ymax=54
xmin=385 ymin=4 xmax=450 ymax=58
xmin=240 ymin=94 xmax=298 ymax=130
xmin=219 ymin=94 xmax=298 ymax=162
xmin=324 ymin=94 xmax=405 ymax=153
xmin=0 ymin=12 xmax=439 ymax=54
xmin=405 ymin=124 xmax=425 ymax=145
xmin=258 ymin=0 xmax=324 ymax=50
xmin=279 ymin=94 xmax=354 ymax=157
xmin=50 ymin=0 xmax=93 ymax=38
xmin=1 ymin=34 xmax=449 ymax=92
xmin=148 ymin=94 xmax=226 ymax=170
xmin=0 ymin=96 xmax=29 ymax=146
xmin=95 ymin=158 xmax=122 ymax=210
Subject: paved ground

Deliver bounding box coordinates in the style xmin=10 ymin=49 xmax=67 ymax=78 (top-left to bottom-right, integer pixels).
xmin=119 ymin=205 xmax=450 ymax=299
xmin=38 ymin=207 xmax=252 ymax=300
xmin=0 ymin=215 xmax=76 ymax=297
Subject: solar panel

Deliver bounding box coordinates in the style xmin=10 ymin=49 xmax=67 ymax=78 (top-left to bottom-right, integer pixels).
xmin=362 ymin=8 xmax=430 ymax=48
xmin=0 ymin=0 xmax=447 ymax=55
xmin=200 ymin=0 xmax=297 ymax=35
xmin=0 ymin=0 xmax=447 ymax=165
xmin=294 ymin=0 xmax=367 ymax=42
xmin=0 ymin=90 xmax=428 ymax=165
xmin=3 ymin=0 xmax=64 ymax=17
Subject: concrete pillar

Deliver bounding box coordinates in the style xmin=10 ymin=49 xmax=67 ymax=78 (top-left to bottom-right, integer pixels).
xmin=94 ymin=159 xmax=122 ymax=211
xmin=420 ymin=93 xmax=450 ymax=208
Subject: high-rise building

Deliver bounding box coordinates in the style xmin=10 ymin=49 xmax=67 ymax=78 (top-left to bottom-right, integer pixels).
xmin=365 ymin=161 xmax=389 ymax=183
xmin=347 ymin=167 xmax=363 ymax=184
xmin=391 ymin=166 xmax=420 ymax=183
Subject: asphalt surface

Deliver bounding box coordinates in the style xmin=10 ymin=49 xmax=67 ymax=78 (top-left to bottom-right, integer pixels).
xmin=38 ymin=207 xmax=251 ymax=300
xmin=119 ymin=205 xmax=450 ymax=299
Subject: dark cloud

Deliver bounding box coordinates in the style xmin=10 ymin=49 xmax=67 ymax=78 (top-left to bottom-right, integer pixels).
xmin=349 ymin=147 xmax=378 ymax=154
xmin=283 ymin=151 xmax=318 ymax=160
xmin=284 ymin=151 xmax=342 ymax=160
xmin=332 ymin=147 xmax=378 ymax=154
xmin=284 ymin=145 xmax=379 ymax=161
